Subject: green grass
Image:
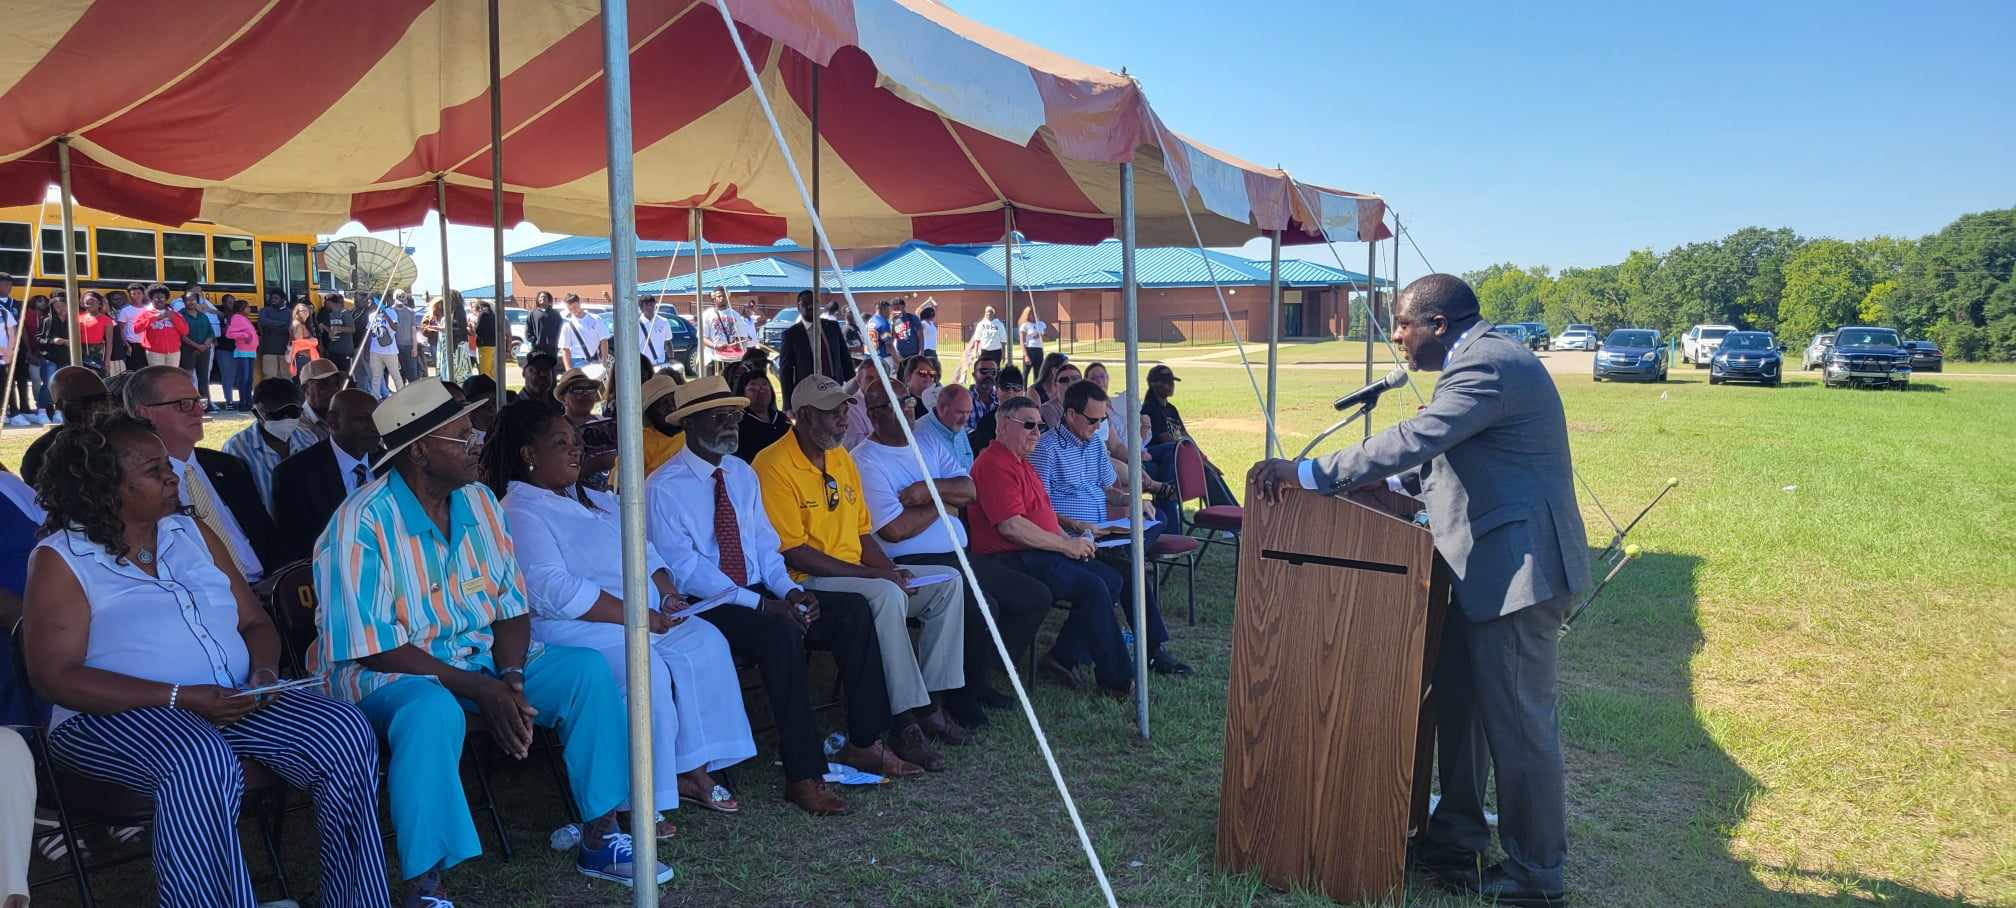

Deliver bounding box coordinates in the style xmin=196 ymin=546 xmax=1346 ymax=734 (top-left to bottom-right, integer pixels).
xmin=12 ymin=368 xmax=2013 ymax=907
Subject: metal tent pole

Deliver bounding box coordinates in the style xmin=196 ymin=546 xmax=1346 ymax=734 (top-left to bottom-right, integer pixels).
xmin=693 ymin=209 xmax=706 ymax=371
xmin=598 ymin=2 xmax=658 ymax=901
xmin=1364 ymin=236 xmax=1376 ymax=439
xmin=1003 ymin=206 xmax=1015 ymax=350
xmin=1265 ymin=229 xmax=1281 ymax=458
xmin=1120 ymin=163 xmax=1148 ymax=740
xmin=56 ymin=140 xmax=81 ymax=366
xmin=488 ymin=0 xmax=507 ymax=407
xmin=435 ymin=177 xmax=454 ymax=375
xmin=807 ymin=66 xmax=823 ymax=378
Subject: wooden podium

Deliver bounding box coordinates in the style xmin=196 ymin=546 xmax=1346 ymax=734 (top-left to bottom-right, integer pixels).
xmin=1217 ymin=479 xmax=1450 ymax=903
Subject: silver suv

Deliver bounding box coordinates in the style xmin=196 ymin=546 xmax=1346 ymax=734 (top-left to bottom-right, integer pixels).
xmin=1801 ymin=333 xmax=1834 ymax=370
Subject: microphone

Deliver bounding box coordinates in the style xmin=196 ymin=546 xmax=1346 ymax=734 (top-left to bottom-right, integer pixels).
xmin=1332 ymin=367 xmax=1409 ymax=411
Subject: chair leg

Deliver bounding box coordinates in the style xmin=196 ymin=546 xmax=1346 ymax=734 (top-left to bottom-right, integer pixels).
xmin=1186 ymin=557 xmax=1196 ymax=626
xmin=253 ymin=789 xmax=292 ymax=902
xmin=468 ymin=745 xmax=513 ymax=862
xmin=543 ymin=742 xmax=581 ymax=825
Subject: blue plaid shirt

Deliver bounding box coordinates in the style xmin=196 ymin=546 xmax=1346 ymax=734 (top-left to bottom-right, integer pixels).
xmin=1029 ymin=424 xmax=1113 ymax=524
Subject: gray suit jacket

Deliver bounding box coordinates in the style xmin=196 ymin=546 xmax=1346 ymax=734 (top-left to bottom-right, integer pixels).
xmin=1308 ymin=322 xmax=1590 ymax=622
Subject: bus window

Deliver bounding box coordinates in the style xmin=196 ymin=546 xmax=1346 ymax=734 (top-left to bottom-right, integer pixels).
xmin=213 ymin=235 xmax=255 ymax=288
xmin=0 ymin=222 xmax=29 ymax=276
xmin=96 ymin=227 xmax=157 ymax=282
xmin=43 ymin=227 xmax=88 ymax=276
xmin=164 ymin=231 xmax=208 ymax=286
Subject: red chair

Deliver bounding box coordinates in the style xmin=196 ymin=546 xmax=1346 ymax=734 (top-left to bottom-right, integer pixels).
xmin=1173 ymin=440 xmax=1243 ymax=572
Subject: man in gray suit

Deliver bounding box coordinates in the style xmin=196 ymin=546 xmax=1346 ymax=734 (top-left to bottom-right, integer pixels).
xmin=1251 ymin=273 xmax=1588 ymax=906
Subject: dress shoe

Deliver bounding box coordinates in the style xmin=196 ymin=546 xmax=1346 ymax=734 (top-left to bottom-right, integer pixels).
xmin=1098 ymin=682 xmax=1135 ymax=701
xmin=1467 ymin=864 xmax=1566 ymax=907
xmin=943 ymin=695 xmax=989 ymax=729
xmin=1409 ymin=840 xmax=1483 ymax=890
xmin=888 ymin=722 xmax=947 ymax=772
xmin=916 ymin=708 xmax=974 ymax=745
xmin=1148 ymin=648 xmax=1194 ymax=677
xmin=832 ymin=739 xmax=924 ymax=780
xmin=974 ymin=685 xmax=1015 ymax=709
xmin=784 ymin=779 xmax=848 ymax=816
xmin=1038 ymin=654 xmax=1087 ymax=691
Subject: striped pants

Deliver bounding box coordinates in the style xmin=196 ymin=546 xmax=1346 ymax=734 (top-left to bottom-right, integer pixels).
xmin=45 ymin=691 xmax=390 ymax=908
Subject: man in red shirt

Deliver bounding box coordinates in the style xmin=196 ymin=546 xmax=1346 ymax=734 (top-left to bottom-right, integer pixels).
xmin=966 ymin=395 xmax=1134 ymax=698
xmin=139 ymin=284 xmax=188 ymax=368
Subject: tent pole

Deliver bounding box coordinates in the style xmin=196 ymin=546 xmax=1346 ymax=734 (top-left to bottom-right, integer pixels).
xmin=488 ymin=0 xmax=507 ymax=407
xmin=1364 ymin=235 xmax=1376 ymax=439
xmin=598 ymin=2 xmax=658 ymax=901
xmin=1120 ymin=162 xmax=1148 ymax=740
xmin=435 ymin=177 xmax=454 ymax=372
xmin=56 ymin=140 xmax=81 ymax=366
xmin=1265 ymin=229 xmax=1281 ymax=459
xmin=1003 ymin=206 xmax=1014 ymax=353
xmin=693 ymin=209 xmax=706 ymax=370
xmin=807 ymin=65 xmax=822 ymax=377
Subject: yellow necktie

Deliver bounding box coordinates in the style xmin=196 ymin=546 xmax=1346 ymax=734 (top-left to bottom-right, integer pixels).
xmin=182 ymin=463 xmax=252 ymax=579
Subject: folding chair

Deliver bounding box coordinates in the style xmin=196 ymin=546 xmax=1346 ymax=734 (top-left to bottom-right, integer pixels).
xmin=1173 ymin=440 xmax=1243 ymax=569
xmin=13 ymin=626 xmax=291 ymax=906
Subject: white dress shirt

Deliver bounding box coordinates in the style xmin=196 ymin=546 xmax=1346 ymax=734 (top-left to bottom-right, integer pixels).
xmin=169 ymin=453 xmax=264 ymax=583
xmin=645 ymin=447 xmax=799 ymax=608
xmin=332 ymin=443 xmax=372 ymax=495
xmin=851 ymin=437 xmax=968 ymax=559
xmin=504 ymin=481 xmax=671 ymax=620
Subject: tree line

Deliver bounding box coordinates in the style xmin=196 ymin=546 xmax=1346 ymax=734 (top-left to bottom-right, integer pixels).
xmin=1460 ymin=207 xmax=2016 ymax=360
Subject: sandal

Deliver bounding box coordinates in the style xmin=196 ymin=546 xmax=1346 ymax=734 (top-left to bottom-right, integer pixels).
xmin=616 ymin=812 xmax=678 ymax=840
xmin=679 ymin=781 xmax=741 ymax=814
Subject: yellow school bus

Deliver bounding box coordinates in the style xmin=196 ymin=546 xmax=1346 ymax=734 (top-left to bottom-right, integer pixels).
xmin=0 ymin=202 xmax=320 ymax=307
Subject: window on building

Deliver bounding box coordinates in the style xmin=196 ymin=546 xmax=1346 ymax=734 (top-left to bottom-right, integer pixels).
xmin=212 ymin=235 xmax=255 ymax=287
xmin=163 ymin=231 xmax=209 ymax=286
xmin=94 ymin=227 xmax=157 ymax=282
xmin=42 ymin=227 xmax=89 ymax=276
xmin=0 ymin=222 xmax=30 ymax=276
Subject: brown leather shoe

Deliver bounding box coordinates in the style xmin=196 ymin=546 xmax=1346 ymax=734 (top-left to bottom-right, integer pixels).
xmin=915 ymin=707 xmax=973 ymax=745
xmin=887 ymin=723 xmax=947 ymax=772
xmin=1039 ymin=653 xmax=1087 ymax=691
xmin=784 ymin=779 xmax=848 ymax=816
xmin=833 ymin=739 xmax=925 ymax=779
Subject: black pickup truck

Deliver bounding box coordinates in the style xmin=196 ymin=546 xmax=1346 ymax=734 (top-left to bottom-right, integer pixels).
xmin=1822 ymin=326 xmax=1912 ymax=389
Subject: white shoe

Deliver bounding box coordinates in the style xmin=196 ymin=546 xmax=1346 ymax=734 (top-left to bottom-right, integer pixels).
xmin=3 ymin=415 xmax=26 ymax=428
xmin=26 ymin=413 xmax=47 ymax=426
xmin=49 ymin=412 xmax=63 ymax=425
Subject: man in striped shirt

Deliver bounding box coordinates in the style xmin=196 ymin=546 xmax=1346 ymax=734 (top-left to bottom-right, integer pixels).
xmin=219 ymin=378 xmax=319 ymax=516
xmin=1028 ymin=380 xmax=1190 ymax=677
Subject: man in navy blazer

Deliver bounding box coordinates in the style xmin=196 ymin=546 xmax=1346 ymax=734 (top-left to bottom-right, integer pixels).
xmin=1252 ymin=273 xmax=1588 ymax=906
xmin=270 ymin=389 xmax=381 ymax=566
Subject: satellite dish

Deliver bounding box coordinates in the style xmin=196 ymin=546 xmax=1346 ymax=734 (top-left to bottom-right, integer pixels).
xmin=318 ymin=237 xmax=419 ymax=296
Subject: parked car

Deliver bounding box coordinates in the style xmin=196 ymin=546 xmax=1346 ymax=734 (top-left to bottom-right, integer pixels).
xmin=1708 ymin=331 xmax=1782 ymax=386
xmin=1681 ymin=324 xmax=1736 ymax=366
xmin=1555 ymin=326 xmax=1598 ymax=351
xmin=1518 ymin=322 xmax=1551 ymax=350
xmin=1499 ymin=323 xmax=1530 ymax=346
xmin=760 ymin=306 xmax=800 ymax=350
xmin=1801 ymin=332 xmax=1834 ymax=370
xmin=1904 ymin=340 xmax=1943 ymax=373
xmin=654 ymin=303 xmax=699 ymax=374
xmin=1823 ymin=326 xmax=1911 ymax=389
xmin=1592 ymin=329 xmax=1666 ymax=382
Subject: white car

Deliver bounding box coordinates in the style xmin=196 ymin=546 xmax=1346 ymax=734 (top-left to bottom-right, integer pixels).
xmin=1682 ymin=324 xmax=1736 ymax=366
xmin=1555 ymin=328 xmax=1598 ymax=351
xmin=1801 ymin=332 xmax=1834 ymax=370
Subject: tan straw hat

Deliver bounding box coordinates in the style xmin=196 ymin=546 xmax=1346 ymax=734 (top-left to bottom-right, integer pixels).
xmin=664 ymin=375 xmax=749 ymax=424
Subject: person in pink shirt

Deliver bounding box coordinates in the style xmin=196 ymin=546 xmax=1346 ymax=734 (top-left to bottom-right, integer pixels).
xmin=219 ymin=296 xmax=260 ymax=411
xmin=139 ymin=285 xmax=188 ymax=368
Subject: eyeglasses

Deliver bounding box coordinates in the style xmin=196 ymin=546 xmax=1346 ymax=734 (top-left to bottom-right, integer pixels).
xmin=912 ymin=370 xmax=939 ymax=383
xmin=820 ymin=471 xmax=840 ymax=511
xmin=562 ymin=385 xmax=600 ymax=397
xmin=143 ymin=397 xmax=203 ymax=414
xmin=1001 ymin=383 xmax=1025 ymax=393
xmin=425 ymin=430 xmax=485 ymax=455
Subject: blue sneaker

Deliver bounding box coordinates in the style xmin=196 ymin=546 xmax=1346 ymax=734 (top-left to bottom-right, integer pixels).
xmin=576 ymin=830 xmax=674 ymax=887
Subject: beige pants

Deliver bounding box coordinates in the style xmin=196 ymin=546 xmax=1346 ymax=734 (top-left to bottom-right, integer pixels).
xmin=145 ymin=350 xmax=180 ymax=367
xmin=260 ymin=353 xmax=287 ymax=382
xmin=0 ymin=729 xmax=31 ymax=903
xmin=803 ymin=565 xmax=964 ymax=714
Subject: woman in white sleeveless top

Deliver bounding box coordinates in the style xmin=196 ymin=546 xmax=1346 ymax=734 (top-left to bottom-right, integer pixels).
xmin=22 ymin=413 xmax=389 ymax=908
xmin=486 ymin=399 xmax=755 ymax=834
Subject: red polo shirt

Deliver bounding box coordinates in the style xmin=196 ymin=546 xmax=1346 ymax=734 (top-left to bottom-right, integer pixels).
xmin=966 ymin=439 xmax=1061 ymax=556
xmin=140 ymin=308 xmax=188 ymax=354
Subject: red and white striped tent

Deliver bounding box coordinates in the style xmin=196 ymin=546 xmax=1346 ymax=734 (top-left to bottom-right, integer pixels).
xmin=0 ymin=0 xmax=1385 ymax=248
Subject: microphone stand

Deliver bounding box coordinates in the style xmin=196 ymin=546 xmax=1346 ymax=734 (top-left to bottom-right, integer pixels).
xmin=1295 ymin=398 xmax=1381 ymax=461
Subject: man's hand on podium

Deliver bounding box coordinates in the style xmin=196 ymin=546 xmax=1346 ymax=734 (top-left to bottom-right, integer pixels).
xmin=1248 ymin=459 xmax=1301 ymax=504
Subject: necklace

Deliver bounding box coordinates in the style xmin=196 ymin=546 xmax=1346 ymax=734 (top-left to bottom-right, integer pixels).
xmin=135 ymin=547 xmax=156 ymax=566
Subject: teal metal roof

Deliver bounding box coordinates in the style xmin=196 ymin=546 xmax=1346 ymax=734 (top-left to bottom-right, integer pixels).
xmin=508 ymin=236 xmax=804 ymax=263
xmin=640 ymin=256 xmax=816 ymax=295
xmin=459 ymin=281 xmax=511 ymax=298
xmin=844 ymin=242 xmax=1008 ymax=291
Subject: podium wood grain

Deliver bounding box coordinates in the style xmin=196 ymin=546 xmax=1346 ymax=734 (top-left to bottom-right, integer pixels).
xmin=1217 ymin=480 xmax=1437 ymax=903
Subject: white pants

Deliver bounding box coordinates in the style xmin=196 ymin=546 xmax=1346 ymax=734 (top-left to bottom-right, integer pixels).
xmin=145 ymin=351 xmax=180 ymax=367
xmin=364 ymin=352 xmax=401 ymax=398
xmin=530 ymin=615 xmax=755 ymax=812
xmin=803 ymin=565 xmax=964 ymax=714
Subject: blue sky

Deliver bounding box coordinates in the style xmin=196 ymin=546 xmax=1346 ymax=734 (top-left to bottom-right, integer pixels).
xmin=366 ymin=0 xmax=2016 ymax=289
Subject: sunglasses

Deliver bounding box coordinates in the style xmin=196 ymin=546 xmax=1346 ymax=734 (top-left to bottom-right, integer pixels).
xmin=820 ymin=471 xmax=840 ymax=511
xmin=562 ymin=384 xmax=600 ymax=396
xmin=1070 ymin=409 xmax=1107 ymax=426
xmin=1005 ymin=417 xmax=1040 ymax=432
xmin=260 ymin=404 xmax=304 ymax=420
xmin=1001 ymin=383 xmax=1025 ymax=392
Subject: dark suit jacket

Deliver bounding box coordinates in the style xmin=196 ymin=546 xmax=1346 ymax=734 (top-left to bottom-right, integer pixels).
xmin=269 ymin=440 xmax=354 ymax=566
xmin=194 ymin=448 xmax=283 ymax=573
xmin=778 ymin=317 xmax=852 ymax=407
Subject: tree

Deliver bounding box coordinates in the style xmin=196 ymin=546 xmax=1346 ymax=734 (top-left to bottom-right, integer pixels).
xmin=1545 ymin=266 xmax=1628 ymax=334
xmin=1777 ymin=240 xmax=1872 ymax=342
xmin=1858 ymin=279 xmax=1901 ymax=327
xmin=1474 ymin=266 xmax=1552 ymax=325
xmin=1721 ymin=227 xmax=1804 ymax=330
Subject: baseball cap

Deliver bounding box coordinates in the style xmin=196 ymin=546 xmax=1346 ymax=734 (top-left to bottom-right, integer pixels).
xmin=298 ymin=359 xmax=343 ymax=382
xmin=789 ymin=374 xmax=855 ymax=411
xmin=1147 ymin=364 xmax=1181 ymax=383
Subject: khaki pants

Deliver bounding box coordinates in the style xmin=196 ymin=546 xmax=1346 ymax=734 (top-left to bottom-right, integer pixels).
xmin=260 ymin=353 xmax=287 ymax=382
xmin=145 ymin=351 xmax=179 ymax=367
xmin=803 ymin=565 xmax=964 ymax=714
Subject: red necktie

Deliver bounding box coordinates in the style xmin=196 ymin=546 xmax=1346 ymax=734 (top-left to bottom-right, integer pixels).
xmin=713 ymin=468 xmax=748 ymax=586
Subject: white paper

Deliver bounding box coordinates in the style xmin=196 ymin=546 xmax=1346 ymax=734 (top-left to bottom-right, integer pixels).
xmin=661 ymin=590 xmax=739 ymax=622
xmin=230 ymin=677 xmax=326 ymax=699
xmin=1093 ymin=517 xmax=1159 ymax=532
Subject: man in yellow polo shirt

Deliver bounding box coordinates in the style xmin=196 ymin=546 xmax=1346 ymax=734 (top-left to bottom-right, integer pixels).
xmin=612 ymin=373 xmax=685 ymax=491
xmin=753 ymin=375 xmax=969 ymax=771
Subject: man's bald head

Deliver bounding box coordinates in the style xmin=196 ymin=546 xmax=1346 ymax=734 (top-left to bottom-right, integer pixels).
xmin=1396 ymin=273 xmax=1480 ymax=323
xmin=328 ymin=389 xmax=382 ymax=457
xmin=50 ymin=367 xmax=108 ymax=420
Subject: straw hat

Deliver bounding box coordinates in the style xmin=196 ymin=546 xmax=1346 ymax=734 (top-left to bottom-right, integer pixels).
xmin=298 ymin=359 xmax=343 ymax=383
xmin=640 ymin=374 xmax=680 ymax=413
xmin=371 ymin=379 xmax=485 ymax=474
xmin=664 ymin=375 xmax=749 ymax=425
xmin=552 ymin=366 xmax=604 ymax=402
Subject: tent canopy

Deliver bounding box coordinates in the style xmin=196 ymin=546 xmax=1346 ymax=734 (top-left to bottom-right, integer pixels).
xmin=0 ymin=0 xmax=1385 ymax=249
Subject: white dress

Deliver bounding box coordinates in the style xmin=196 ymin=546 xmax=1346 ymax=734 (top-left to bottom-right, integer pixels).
xmin=501 ymin=481 xmax=755 ymax=808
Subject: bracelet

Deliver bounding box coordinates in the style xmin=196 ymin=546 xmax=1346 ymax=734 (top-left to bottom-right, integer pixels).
xmin=498 ymin=667 xmax=525 ymax=680
xmin=168 ymin=684 xmax=180 ymax=709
